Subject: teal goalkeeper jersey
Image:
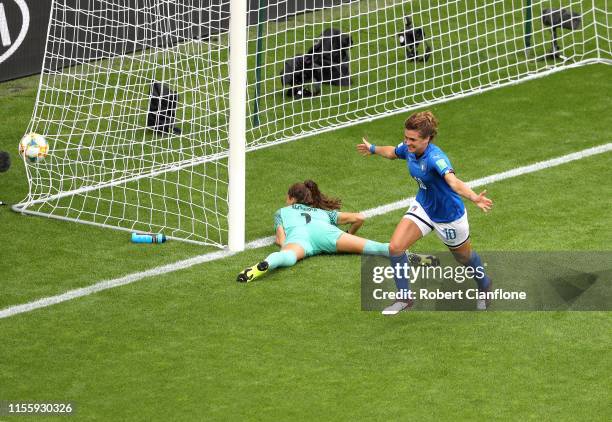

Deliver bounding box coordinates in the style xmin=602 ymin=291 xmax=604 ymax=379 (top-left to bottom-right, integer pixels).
xmin=274 ymin=204 xmax=339 ymax=231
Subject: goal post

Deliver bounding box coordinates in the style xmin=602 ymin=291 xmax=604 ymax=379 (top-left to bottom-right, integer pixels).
xmin=228 ymin=0 xmax=247 ymax=252
xmin=14 ymin=0 xmax=610 ymax=249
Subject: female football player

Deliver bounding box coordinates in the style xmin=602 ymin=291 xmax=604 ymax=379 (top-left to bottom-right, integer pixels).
xmin=237 ymin=180 xmax=438 ymax=282
xmin=357 ymin=111 xmax=493 ymax=314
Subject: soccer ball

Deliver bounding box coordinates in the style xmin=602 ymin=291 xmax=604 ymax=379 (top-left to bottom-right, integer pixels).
xmin=19 ymin=133 xmax=49 ymax=163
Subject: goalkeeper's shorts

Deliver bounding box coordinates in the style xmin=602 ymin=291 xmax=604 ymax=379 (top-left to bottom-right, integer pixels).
xmin=283 ymin=222 xmax=344 ymax=257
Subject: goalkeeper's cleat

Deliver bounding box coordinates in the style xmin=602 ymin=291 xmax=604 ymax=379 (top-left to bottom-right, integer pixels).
xmin=408 ymin=253 xmax=440 ymax=267
xmin=236 ymin=261 xmax=269 ymax=283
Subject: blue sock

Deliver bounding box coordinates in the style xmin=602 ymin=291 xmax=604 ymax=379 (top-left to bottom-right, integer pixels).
xmin=390 ymin=253 xmax=410 ymax=299
xmin=265 ymin=250 xmax=298 ymax=270
xmin=466 ymin=251 xmax=491 ymax=290
xmin=363 ymin=240 xmax=390 ymax=257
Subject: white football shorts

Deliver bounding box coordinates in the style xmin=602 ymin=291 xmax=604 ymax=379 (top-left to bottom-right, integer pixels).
xmin=403 ymin=200 xmax=470 ymax=248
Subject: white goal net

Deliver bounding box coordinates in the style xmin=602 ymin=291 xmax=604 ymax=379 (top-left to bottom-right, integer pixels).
xmin=15 ymin=0 xmax=610 ymax=247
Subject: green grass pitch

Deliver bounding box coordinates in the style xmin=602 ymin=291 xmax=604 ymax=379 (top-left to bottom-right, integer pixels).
xmin=1 ymin=52 xmax=611 ymax=422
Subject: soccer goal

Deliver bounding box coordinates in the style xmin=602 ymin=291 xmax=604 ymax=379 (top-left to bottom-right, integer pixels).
xmin=14 ymin=0 xmax=610 ymax=250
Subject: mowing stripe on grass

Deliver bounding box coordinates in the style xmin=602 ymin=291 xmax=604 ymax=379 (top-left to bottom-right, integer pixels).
xmin=1 ymin=143 xmax=610 ymax=320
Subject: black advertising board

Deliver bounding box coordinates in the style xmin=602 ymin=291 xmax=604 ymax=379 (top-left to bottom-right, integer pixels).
xmin=0 ymin=0 xmax=52 ymax=82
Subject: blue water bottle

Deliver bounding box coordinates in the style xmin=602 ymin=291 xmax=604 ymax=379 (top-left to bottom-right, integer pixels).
xmin=131 ymin=233 xmax=167 ymax=244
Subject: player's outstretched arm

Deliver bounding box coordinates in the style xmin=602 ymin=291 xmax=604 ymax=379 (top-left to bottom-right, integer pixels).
xmin=444 ymin=172 xmax=493 ymax=212
xmin=337 ymin=212 xmax=366 ymax=234
xmin=356 ymin=136 xmax=397 ymax=159
xmin=275 ymin=226 xmax=286 ymax=246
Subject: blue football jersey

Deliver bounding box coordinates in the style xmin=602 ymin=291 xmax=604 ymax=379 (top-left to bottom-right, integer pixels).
xmin=395 ymin=142 xmax=465 ymax=223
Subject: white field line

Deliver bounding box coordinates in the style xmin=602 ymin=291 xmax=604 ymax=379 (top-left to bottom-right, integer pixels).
xmin=1 ymin=143 xmax=610 ymax=320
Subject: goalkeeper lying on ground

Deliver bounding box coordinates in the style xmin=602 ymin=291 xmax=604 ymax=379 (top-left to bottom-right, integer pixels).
xmin=237 ymin=180 xmax=438 ymax=282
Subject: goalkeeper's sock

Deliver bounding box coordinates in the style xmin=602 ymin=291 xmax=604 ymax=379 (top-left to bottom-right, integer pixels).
xmin=363 ymin=240 xmax=390 ymax=257
xmin=265 ymin=250 xmax=298 ymax=270
xmin=390 ymin=253 xmax=411 ymax=299
xmin=466 ymin=251 xmax=491 ymax=290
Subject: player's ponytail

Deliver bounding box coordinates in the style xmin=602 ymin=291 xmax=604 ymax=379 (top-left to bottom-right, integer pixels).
xmin=304 ymin=180 xmax=341 ymax=211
